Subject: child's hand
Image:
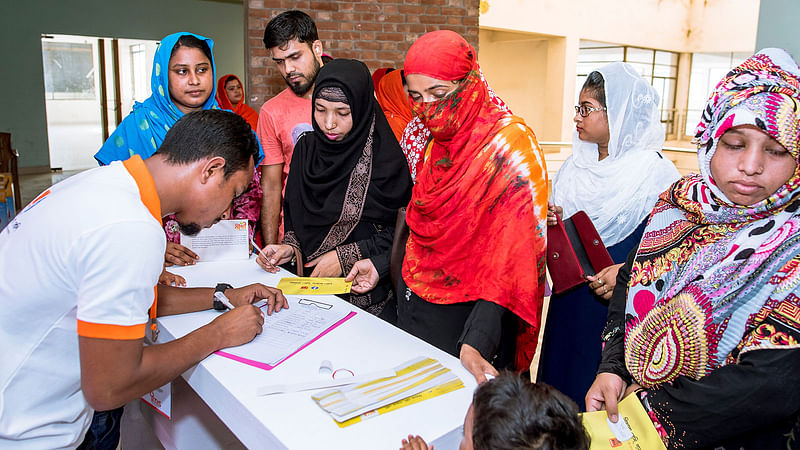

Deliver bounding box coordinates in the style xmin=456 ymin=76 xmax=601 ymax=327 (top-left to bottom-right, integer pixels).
xmin=400 ymin=434 xmax=432 ymax=450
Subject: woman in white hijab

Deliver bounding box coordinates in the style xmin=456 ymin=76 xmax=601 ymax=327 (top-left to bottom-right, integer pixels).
xmin=538 ymin=62 xmax=680 ymax=408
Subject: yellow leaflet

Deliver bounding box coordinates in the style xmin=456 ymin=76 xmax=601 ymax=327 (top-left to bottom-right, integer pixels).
xmin=276 ymin=277 xmax=353 ymax=295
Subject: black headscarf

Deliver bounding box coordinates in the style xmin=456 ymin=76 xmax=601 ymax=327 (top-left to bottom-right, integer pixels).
xmin=284 ymin=59 xmax=412 ymax=259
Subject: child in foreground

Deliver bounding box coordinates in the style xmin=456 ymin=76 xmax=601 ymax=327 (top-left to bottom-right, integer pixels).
xmin=401 ymin=372 xmax=590 ymax=450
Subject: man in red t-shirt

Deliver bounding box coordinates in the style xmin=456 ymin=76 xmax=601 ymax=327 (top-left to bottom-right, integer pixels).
xmin=257 ymin=10 xmax=325 ymax=244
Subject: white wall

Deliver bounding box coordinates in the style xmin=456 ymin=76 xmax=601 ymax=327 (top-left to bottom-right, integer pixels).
xmin=756 ymin=0 xmax=800 ymax=60
xmin=480 ymin=0 xmax=759 ymax=53
xmin=478 ymin=0 xmax=760 ymax=143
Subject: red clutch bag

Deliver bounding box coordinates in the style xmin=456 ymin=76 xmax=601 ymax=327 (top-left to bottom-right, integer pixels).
xmin=546 ymin=211 xmax=614 ymax=295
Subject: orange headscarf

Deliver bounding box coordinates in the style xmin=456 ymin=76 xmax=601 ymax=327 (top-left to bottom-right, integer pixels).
xmin=216 ymin=74 xmax=259 ymax=130
xmin=375 ymin=69 xmax=414 ymax=141
xmin=402 ymin=31 xmax=548 ymax=355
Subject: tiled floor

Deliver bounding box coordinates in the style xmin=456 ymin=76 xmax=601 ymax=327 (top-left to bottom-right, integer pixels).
xmin=18 ymin=169 xmax=84 ymax=207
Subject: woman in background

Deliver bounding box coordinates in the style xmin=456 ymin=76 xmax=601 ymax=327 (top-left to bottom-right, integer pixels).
xmin=539 ymin=63 xmax=680 ymax=407
xmin=216 ymin=74 xmax=258 ymax=130
xmin=375 ymin=69 xmax=413 ymax=141
xmin=95 ymin=32 xmax=263 ymax=285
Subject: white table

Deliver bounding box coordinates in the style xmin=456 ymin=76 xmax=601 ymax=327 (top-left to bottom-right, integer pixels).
xmin=144 ymin=257 xmax=476 ymax=449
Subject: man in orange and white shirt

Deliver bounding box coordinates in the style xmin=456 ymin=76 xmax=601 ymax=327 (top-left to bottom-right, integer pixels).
xmin=0 ymin=110 xmax=286 ymax=448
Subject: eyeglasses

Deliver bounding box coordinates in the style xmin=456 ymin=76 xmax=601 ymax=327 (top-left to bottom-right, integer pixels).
xmin=574 ymin=105 xmax=607 ymax=117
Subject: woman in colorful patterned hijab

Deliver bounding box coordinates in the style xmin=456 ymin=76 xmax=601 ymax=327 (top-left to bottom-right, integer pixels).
xmin=587 ymin=48 xmax=800 ymax=449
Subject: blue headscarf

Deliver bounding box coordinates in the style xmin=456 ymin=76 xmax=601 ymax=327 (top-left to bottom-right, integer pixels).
xmin=95 ymin=32 xmax=220 ymax=165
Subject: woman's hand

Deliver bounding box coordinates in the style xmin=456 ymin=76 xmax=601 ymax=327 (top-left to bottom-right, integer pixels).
xmin=585 ymin=372 xmax=627 ymax=423
xmin=158 ymin=268 xmax=186 ymax=287
xmin=459 ymin=343 xmax=499 ymax=384
xmin=547 ymin=202 xmax=563 ymax=226
xmin=305 ymin=250 xmax=342 ymax=277
xmin=256 ymin=244 xmax=295 ymax=273
xmin=586 ymin=263 xmax=623 ymax=300
xmin=164 ymin=242 xmax=199 ymax=266
xmin=345 ymin=259 xmax=380 ymax=293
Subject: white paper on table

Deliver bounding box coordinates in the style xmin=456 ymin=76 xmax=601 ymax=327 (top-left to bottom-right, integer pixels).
xmin=218 ymin=296 xmax=353 ymax=367
xmin=141 ymin=382 xmax=171 ymax=419
xmin=180 ymin=219 xmax=248 ymax=262
xmin=430 ymin=424 xmax=463 ymax=450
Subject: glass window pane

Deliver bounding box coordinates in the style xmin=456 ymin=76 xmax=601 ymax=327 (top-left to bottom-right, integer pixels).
xmin=625 ymin=47 xmax=653 ymax=64
xmin=653 ymin=64 xmax=677 ymax=78
xmin=578 ymin=46 xmax=624 ymax=64
xmin=655 ymin=50 xmax=678 ymax=66
xmin=626 ymin=61 xmax=653 ymax=79
xmin=662 ymin=78 xmax=676 ymax=110
xmin=42 ymin=41 xmax=96 ymax=100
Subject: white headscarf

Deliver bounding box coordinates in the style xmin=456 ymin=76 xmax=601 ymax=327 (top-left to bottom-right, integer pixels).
xmin=552 ymin=62 xmax=681 ymax=247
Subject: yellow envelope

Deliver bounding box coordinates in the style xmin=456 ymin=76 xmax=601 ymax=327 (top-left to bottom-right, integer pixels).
xmin=276 ymin=277 xmax=353 ymax=295
xmin=580 ymin=394 xmax=666 ymax=450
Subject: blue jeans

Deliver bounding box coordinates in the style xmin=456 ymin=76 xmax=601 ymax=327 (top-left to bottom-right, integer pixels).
xmin=77 ymin=407 xmax=124 ymax=450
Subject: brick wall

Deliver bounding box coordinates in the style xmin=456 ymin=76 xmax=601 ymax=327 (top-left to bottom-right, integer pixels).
xmin=245 ymin=0 xmax=480 ymax=109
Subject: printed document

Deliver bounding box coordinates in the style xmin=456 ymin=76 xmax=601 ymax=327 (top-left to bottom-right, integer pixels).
xmin=180 ymin=219 xmax=249 ymax=262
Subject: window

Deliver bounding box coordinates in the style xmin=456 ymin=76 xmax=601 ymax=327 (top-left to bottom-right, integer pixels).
xmin=684 ymin=52 xmax=750 ymax=136
xmin=577 ymin=41 xmax=680 ymax=137
xmin=42 ymin=41 xmax=97 ymax=100
xmin=130 ymin=43 xmax=148 ymax=103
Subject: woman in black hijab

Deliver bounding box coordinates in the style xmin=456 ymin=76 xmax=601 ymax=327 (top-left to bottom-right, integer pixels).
xmin=257 ymin=59 xmax=412 ymax=322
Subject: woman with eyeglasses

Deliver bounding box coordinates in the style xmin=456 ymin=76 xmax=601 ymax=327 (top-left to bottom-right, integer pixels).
xmin=538 ymin=63 xmax=680 ymax=408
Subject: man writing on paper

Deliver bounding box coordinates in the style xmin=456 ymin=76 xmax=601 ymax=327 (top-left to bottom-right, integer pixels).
xmin=0 ymin=110 xmax=287 ymax=448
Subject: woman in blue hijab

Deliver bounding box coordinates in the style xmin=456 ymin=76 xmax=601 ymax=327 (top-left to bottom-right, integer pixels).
xmin=95 ymin=32 xmax=264 ymax=279
xmin=95 ymin=32 xmax=221 ymax=163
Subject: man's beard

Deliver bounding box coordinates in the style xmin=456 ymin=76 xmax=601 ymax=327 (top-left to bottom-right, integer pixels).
xmin=284 ymin=57 xmax=321 ymax=96
xmin=179 ymin=222 xmax=202 ymax=236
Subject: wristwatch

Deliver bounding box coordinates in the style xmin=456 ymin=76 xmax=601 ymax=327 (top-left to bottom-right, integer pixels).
xmin=213 ymin=283 xmax=233 ymax=311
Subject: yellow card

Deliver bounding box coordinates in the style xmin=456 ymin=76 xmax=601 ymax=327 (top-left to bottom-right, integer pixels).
xmin=276 ymin=277 xmax=353 ymax=295
xmin=580 ymin=395 xmax=666 ymax=450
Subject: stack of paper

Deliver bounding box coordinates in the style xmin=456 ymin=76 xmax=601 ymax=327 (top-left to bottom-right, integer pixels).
xmin=311 ymin=357 xmax=463 ymax=424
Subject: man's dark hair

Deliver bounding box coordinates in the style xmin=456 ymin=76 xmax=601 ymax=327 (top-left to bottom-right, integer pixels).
xmin=171 ymin=34 xmax=213 ymax=64
xmin=471 ymin=372 xmax=590 ymax=450
xmin=581 ymin=71 xmax=606 ymax=108
xmin=263 ymin=10 xmax=319 ymax=49
xmin=158 ymin=110 xmax=259 ymax=179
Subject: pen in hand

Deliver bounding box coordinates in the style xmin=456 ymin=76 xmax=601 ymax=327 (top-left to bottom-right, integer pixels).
xmin=250 ymin=237 xmax=264 ymax=257
xmin=214 ymin=291 xmax=236 ymax=310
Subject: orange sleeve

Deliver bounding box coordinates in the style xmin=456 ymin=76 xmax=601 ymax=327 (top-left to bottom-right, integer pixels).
xmin=77 ymin=320 xmax=146 ymax=340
